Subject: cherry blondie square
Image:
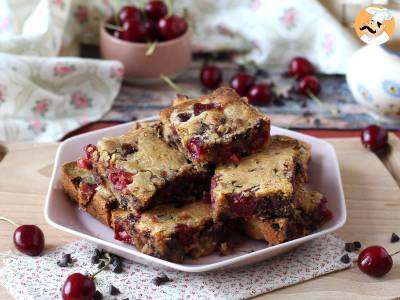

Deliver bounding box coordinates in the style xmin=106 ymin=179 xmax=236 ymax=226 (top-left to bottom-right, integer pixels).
xmin=160 ymin=87 xmax=270 ymax=165
xmin=210 ymin=135 xmax=311 ymax=221
xmin=84 ymin=126 xmax=209 ymax=212
xmin=112 ymin=201 xmax=230 ymax=263
xmin=243 ymin=188 xmax=332 ymax=245
xmin=60 ymin=161 xmax=118 ymax=227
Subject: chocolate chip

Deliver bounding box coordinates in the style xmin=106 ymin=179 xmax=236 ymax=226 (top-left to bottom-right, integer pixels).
xmin=391 ymin=233 xmax=400 ymax=243
xmin=57 ymin=253 xmax=72 ymax=267
xmin=353 ymin=241 xmax=362 ymax=250
xmin=109 ymin=285 xmax=121 ymax=295
xmin=314 ymin=118 xmax=321 ymax=126
xmin=98 ymin=261 xmax=105 ymax=269
xmin=95 ymin=248 xmax=103 ymax=257
xmin=121 ymin=143 xmax=137 ymax=157
xmin=152 ymin=272 xmax=172 ymax=286
xmin=345 ymin=242 xmax=355 ymax=252
xmin=177 ymin=112 xmax=192 ymax=122
xmin=93 ymin=290 xmax=103 ymax=300
xmin=112 ymin=264 xmax=123 ymax=273
xmin=271 ymin=223 xmax=280 ymax=231
xmin=91 ymin=255 xmax=100 ymax=264
xmin=340 ymin=254 xmax=351 ymax=264
xmin=111 ymin=254 xmax=122 ymax=266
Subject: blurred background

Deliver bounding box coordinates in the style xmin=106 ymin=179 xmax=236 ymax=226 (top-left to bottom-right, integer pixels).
xmin=0 ymin=0 xmax=400 ymax=142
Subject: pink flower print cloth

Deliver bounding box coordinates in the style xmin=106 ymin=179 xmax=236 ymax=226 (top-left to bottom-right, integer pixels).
xmin=0 ymin=234 xmax=353 ymax=300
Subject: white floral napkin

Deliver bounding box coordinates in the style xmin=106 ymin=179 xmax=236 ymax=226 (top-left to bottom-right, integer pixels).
xmin=0 ymin=53 xmax=123 ymax=142
xmin=0 ymin=234 xmax=353 ymax=300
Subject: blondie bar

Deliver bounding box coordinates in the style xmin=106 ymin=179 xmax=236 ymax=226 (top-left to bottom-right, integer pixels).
xmin=61 ymin=161 xmax=118 ymax=226
xmin=211 ymin=135 xmax=311 ymax=220
xmin=112 ymin=201 xmax=229 ymax=262
xmin=85 ymin=126 xmax=209 ymax=212
xmin=243 ymin=188 xmax=332 ymax=245
xmin=160 ymin=87 xmax=271 ymax=165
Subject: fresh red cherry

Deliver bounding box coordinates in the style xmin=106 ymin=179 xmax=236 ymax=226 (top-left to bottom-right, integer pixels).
xmin=230 ymin=72 xmax=255 ymax=97
xmin=122 ymin=19 xmax=148 ymax=42
xmin=119 ymin=5 xmax=142 ymax=23
xmin=361 ymin=124 xmax=388 ymax=151
xmin=157 ymin=16 xmax=188 ymax=40
xmin=288 ymin=57 xmax=314 ymax=78
xmin=200 ymin=65 xmax=223 ymax=89
xmin=145 ymin=0 xmax=168 ymax=20
xmin=144 ymin=19 xmax=160 ymax=40
xmin=246 ymin=83 xmax=272 ymax=106
xmin=297 ymin=75 xmax=321 ymax=96
xmin=13 ymin=225 xmax=45 ymax=256
xmin=62 ymin=273 xmax=96 ymax=300
xmin=357 ymin=246 xmax=393 ymax=277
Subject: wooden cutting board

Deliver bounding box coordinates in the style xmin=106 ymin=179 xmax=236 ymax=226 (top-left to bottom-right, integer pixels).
xmin=0 ymin=135 xmax=399 ymax=300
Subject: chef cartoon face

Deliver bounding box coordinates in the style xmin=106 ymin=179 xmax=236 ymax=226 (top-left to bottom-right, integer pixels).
xmin=354 ymin=6 xmax=395 ymax=45
xmin=360 ymin=19 xmax=385 ymax=37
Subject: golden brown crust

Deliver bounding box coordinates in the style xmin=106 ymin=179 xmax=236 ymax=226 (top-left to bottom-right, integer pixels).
xmin=111 ymin=201 xmax=226 ymax=262
xmin=60 ymin=162 xmax=115 ymax=226
xmin=160 ymin=87 xmax=271 ymax=164
xmin=211 ymin=135 xmax=311 ymax=220
xmin=243 ymin=189 xmax=324 ymax=245
xmin=92 ymin=126 xmax=209 ymax=211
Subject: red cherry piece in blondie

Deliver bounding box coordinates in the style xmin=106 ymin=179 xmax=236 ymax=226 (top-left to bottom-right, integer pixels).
xmin=108 ymin=169 xmax=133 ymax=191
xmin=175 ymin=224 xmax=197 ymax=245
xmin=83 ymin=144 xmax=97 ymax=159
xmin=77 ymin=157 xmax=92 ymax=170
xmin=318 ymin=197 xmax=333 ymax=221
xmin=187 ymin=138 xmax=206 ymax=161
xmin=193 ymin=102 xmax=221 ymax=116
xmin=230 ymin=194 xmax=257 ymax=218
xmin=114 ymin=221 xmax=132 ymax=244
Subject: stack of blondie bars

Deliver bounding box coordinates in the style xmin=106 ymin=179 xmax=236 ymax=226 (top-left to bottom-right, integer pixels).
xmin=60 ymin=87 xmax=332 ymax=262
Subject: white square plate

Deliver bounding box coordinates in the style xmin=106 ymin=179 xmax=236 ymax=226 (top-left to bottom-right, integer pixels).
xmin=44 ymin=116 xmax=346 ymax=272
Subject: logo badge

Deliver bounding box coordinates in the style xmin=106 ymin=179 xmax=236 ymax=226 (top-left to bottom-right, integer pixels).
xmin=354 ymin=5 xmax=395 ymax=45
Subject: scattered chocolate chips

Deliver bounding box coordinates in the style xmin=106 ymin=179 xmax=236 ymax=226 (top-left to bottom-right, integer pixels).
xmin=121 ymin=143 xmax=137 ymax=157
xmin=109 ymin=285 xmax=121 ymax=295
xmin=344 ymin=241 xmax=362 ymax=252
xmin=391 ymin=233 xmax=400 ymax=243
xmin=345 ymin=242 xmax=355 ymax=252
xmin=57 ymin=253 xmax=73 ymax=267
xmin=353 ymin=241 xmax=361 ymax=250
xmin=112 ymin=263 xmax=123 ymax=274
xmin=93 ymin=290 xmax=103 ymax=300
xmin=152 ymin=272 xmax=172 ymax=286
xmin=91 ymin=255 xmax=100 ymax=264
xmin=340 ymin=254 xmax=351 ymax=264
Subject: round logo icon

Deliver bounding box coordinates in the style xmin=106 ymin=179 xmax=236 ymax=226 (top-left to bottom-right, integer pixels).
xmin=354 ymin=5 xmax=395 ymax=45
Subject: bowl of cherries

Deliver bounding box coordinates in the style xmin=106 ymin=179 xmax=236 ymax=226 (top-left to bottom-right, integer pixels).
xmin=100 ymin=0 xmax=191 ymax=83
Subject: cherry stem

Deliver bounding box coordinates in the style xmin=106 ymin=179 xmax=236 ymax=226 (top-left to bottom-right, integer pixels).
xmin=160 ymin=74 xmax=188 ymax=95
xmin=0 ymin=216 xmax=19 ymax=227
xmin=308 ymin=90 xmax=338 ymax=117
xmin=90 ymin=252 xmax=111 ymax=279
xmin=390 ymin=249 xmax=400 ymax=257
xmin=165 ymin=0 xmax=173 ymax=18
xmin=146 ymin=41 xmax=157 ymax=56
xmin=104 ymin=23 xmax=123 ymax=32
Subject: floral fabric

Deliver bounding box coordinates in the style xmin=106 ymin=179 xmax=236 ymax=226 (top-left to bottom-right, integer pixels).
xmin=0 ymin=234 xmax=354 ymax=300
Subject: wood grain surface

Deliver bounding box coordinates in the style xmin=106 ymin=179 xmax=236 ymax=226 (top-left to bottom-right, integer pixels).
xmin=0 ymin=135 xmax=399 ymax=300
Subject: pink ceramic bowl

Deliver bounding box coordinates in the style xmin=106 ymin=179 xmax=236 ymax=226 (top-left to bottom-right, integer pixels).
xmin=100 ymin=21 xmax=192 ymax=83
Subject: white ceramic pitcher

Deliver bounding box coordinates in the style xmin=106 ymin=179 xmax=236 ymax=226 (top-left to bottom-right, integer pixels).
xmin=346 ymin=42 xmax=400 ymax=124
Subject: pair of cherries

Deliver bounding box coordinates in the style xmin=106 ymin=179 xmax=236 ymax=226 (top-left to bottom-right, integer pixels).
xmin=199 ymin=66 xmax=273 ymax=106
xmin=110 ymin=1 xmax=187 ymax=43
